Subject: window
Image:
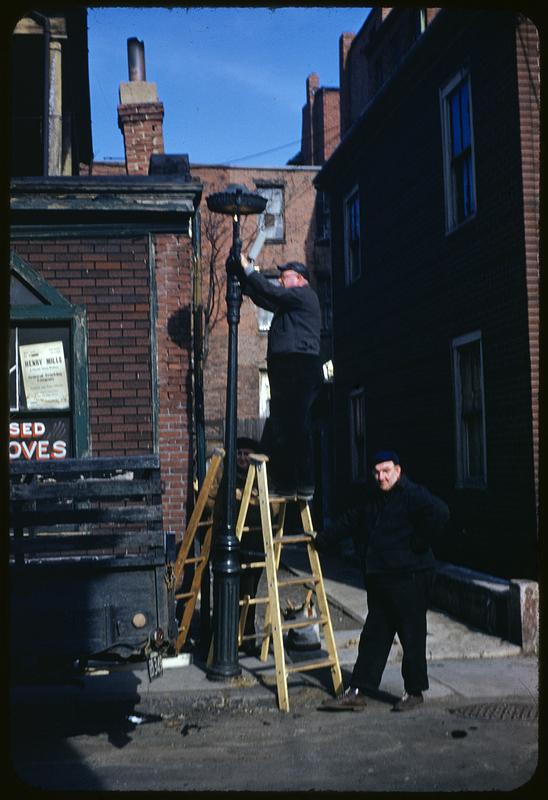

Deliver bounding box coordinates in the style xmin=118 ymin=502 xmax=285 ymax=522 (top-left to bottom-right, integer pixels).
xmin=9 ymin=251 xmax=89 ymax=461
xmin=315 ymin=190 xmax=331 ymax=241
xmin=259 ymin=369 xmax=270 ymax=419
xmin=452 ymin=332 xmax=487 ymax=488
xmin=440 ymin=70 xmax=477 ymax=231
xmin=349 ymin=387 xmax=366 ymax=482
xmin=344 ymin=187 xmax=361 ymax=285
xmin=257 ymin=185 xmax=284 ymax=242
xmin=256 ymin=277 xmax=279 ymax=332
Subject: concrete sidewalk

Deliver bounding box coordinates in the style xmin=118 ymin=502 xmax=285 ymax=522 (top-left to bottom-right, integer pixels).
xmin=10 ymin=549 xmax=538 ymax=717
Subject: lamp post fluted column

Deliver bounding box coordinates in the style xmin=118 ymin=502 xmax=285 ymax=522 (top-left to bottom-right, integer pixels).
xmin=205 ymin=185 xmax=266 ymax=680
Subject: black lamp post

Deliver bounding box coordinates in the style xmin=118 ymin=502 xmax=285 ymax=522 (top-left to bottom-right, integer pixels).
xmin=205 ymin=184 xmax=267 ymax=679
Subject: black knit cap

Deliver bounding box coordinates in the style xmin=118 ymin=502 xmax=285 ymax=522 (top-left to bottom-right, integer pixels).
xmin=372 ymin=450 xmax=400 ymax=466
xmin=278 ymin=261 xmax=310 ymax=281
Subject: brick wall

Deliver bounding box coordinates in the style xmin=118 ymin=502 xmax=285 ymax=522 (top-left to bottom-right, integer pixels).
xmin=118 ymin=102 xmax=165 ymax=175
xmin=11 ymin=237 xmax=154 ymax=456
xmin=313 ymin=88 xmax=340 ymax=164
xmin=153 ymin=232 xmax=194 ymax=537
xmin=515 ymin=15 xmax=540 ymax=511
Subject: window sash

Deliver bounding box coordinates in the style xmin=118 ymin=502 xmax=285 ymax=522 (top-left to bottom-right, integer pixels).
xmin=452 ymin=333 xmax=487 ymax=488
xmin=258 ymin=187 xmax=284 ymax=242
xmin=349 ymin=388 xmax=366 ymax=481
xmin=344 ymin=188 xmax=361 ymax=285
xmin=441 ymin=72 xmax=476 ymax=230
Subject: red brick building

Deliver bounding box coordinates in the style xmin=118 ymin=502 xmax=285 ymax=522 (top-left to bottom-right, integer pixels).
xmin=317 ymin=8 xmax=539 ymax=578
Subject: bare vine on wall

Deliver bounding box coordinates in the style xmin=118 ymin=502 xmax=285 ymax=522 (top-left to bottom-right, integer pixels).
xmin=201 ymin=209 xmax=256 ymax=366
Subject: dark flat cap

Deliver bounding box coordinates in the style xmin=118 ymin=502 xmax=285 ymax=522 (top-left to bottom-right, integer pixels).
xmin=278 ymin=261 xmax=310 ymax=281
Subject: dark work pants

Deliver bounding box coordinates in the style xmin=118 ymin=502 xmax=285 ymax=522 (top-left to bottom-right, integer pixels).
xmin=261 ymin=353 xmax=321 ymax=492
xmin=351 ymin=569 xmax=434 ymax=694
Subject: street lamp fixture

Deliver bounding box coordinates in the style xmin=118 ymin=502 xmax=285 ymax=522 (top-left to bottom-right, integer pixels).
xmin=205 ymin=184 xmax=267 ymax=679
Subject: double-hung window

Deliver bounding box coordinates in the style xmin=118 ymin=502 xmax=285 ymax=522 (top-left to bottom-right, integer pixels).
xmin=344 ymin=187 xmax=361 ymax=285
xmin=257 ymin=185 xmax=284 ymax=242
xmin=349 ymin=387 xmax=366 ymax=482
xmin=440 ymin=70 xmax=477 ymax=231
xmin=452 ymin=331 xmax=487 ymax=488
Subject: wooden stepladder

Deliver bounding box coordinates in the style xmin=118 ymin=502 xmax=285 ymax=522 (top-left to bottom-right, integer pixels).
xmin=173 ymin=448 xmax=224 ymax=653
xmin=237 ymin=454 xmax=343 ymax=712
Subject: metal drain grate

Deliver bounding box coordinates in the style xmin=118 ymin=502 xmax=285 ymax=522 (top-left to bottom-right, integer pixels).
xmin=448 ymin=702 xmax=538 ymax=722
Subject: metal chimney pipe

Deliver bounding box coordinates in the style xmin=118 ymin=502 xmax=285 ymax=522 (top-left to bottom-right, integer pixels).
xmin=127 ymin=37 xmax=146 ymax=81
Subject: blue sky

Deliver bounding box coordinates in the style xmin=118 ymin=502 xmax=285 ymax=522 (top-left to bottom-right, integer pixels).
xmin=87 ymin=6 xmax=371 ymax=166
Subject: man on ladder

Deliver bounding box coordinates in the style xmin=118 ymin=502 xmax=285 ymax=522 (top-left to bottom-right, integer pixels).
xmin=235 ymin=253 xmax=322 ymax=501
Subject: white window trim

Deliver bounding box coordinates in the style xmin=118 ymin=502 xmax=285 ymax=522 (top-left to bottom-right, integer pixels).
xmin=440 ymin=68 xmax=477 ymax=234
xmin=451 ymin=330 xmax=487 ymax=489
xmin=349 ymin=386 xmax=367 ymax=482
xmin=259 ymin=369 xmax=270 ymax=420
xmin=343 ymin=185 xmax=361 ymax=286
xmin=257 ymin=185 xmax=285 ymax=243
xmin=10 ymin=326 xmax=20 ymax=412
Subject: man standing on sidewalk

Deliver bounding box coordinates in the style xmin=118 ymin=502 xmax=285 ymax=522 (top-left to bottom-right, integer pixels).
xmin=315 ymin=450 xmax=450 ymax=712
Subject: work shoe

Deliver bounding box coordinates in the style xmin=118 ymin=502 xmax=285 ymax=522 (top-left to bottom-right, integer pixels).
xmin=392 ymin=691 xmax=424 ymax=712
xmin=319 ymin=687 xmax=368 ymax=711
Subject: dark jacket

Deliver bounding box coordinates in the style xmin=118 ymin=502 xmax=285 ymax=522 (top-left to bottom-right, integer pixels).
xmin=241 ymin=268 xmax=321 ymax=358
xmin=316 ymin=475 xmax=450 ymax=575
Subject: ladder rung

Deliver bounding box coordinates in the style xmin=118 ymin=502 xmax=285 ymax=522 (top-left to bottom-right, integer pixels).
xmin=286 ymin=658 xmax=335 ymax=674
xmin=239 ymin=596 xmax=269 ymax=606
xmin=175 ymin=591 xmax=196 ymax=600
xmin=281 ymin=617 xmax=326 ymax=632
xmin=196 ymin=519 xmax=214 ymax=528
xmin=181 ymin=556 xmax=206 ymax=565
xmin=272 ymin=534 xmax=313 ymax=545
xmin=277 ymin=576 xmax=319 ymax=588
xmin=239 ymin=634 xmax=261 ymax=642
xmin=240 ymin=524 xmax=283 ymax=533
xmin=240 ymin=561 xmax=266 ymax=570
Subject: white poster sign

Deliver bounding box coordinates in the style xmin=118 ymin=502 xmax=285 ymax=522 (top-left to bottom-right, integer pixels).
xmin=19 ymin=341 xmax=70 ymax=409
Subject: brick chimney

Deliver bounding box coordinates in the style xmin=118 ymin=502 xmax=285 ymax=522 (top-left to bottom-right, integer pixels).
xmin=339 ymin=32 xmax=355 ymax=137
xmin=300 ymin=73 xmax=319 ymax=164
xmin=117 ymin=38 xmax=165 ymax=175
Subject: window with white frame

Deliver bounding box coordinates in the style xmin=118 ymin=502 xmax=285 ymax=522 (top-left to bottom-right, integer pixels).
xmin=257 ymin=185 xmax=284 ymax=242
xmin=452 ymin=332 xmax=487 ymax=488
xmin=440 ymin=70 xmax=477 ymax=231
xmin=259 ymin=369 xmax=270 ymax=419
xmin=344 ymin=187 xmax=361 ymax=285
xmin=349 ymin=387 xmax=366 ymax=482
xmin=256 ymin=277 xmax=278 ymax=332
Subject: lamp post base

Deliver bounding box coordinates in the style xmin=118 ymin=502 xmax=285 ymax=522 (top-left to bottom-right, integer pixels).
xmin=206 ymin=662 xmax=242 ymax=681
xmin=206 ymin=542 xmax=242 ymax=681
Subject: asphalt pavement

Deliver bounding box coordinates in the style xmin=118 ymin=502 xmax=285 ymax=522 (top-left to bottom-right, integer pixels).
xmin=9 ymin=549 xmax=541 ymax=793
